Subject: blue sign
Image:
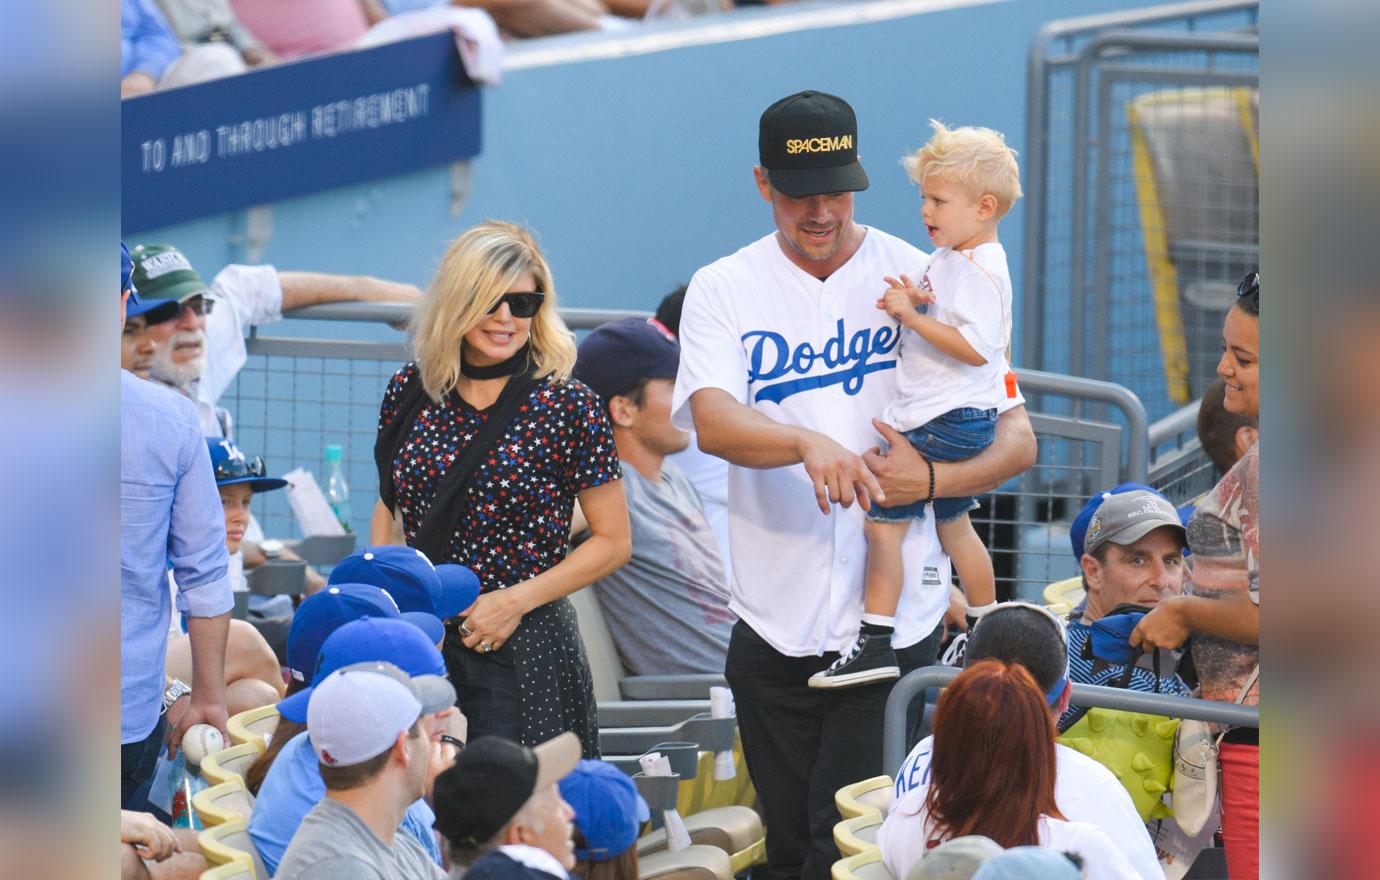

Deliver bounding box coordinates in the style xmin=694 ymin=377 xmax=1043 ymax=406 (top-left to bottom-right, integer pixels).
xmin=122 ymin=32 xmax=482 ymax=232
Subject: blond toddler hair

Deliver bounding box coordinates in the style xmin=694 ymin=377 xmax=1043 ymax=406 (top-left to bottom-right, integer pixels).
xmin=902 ymin=120 xmax=1023 ymax=218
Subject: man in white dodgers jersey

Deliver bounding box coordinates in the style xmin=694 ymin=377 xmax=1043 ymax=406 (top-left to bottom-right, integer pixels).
xmin=670 ymin=90 xmax=1036 ymax=880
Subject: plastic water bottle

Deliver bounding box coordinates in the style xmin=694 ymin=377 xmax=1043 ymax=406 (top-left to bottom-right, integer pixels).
xmin=325 ymin=444 xmax=350 ymax=531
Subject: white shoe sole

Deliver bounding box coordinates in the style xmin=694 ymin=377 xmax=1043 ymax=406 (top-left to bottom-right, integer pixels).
xmin=807 ymin=666 xmax=901 ymax=689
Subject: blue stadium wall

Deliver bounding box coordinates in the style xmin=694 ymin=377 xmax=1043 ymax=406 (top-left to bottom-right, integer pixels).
xmin=135 ymin=0 xmax=1159 ymax=356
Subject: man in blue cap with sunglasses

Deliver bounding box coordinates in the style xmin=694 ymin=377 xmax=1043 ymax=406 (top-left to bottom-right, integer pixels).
xmin=120 ymin=242 xmax=233 ymax=807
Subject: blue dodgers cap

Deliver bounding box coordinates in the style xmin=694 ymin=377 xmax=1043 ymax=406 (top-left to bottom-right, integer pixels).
xmin=1069 ymin=482 xmax=1160 ymax=559
xmin=206 ymin=439 xmax=288 ymax=493
xmin=560 ymin=760 xmax=650 ymax=861
xmin=122 ymin=241 xmax=181 ymax=323
xmin=971 ymin=846 xmax=1081 ymax=880
xmin=280 ymin=616 xmax=451 ymax=723
xmin=286 ymin=583 xmax=407 ymax=684
xmin=572 ymin=317 xmax=680 ymax=403
xmin=329 ymin=546 xmax=479 ymax=621
xmin=121 ymin=242 xmax=135 ymax=300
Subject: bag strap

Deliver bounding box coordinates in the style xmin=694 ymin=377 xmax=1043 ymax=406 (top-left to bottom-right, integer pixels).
xmin=411 ymin=373 xmax=538 ymax=563
xmin=1234 ymin=664 xmax=1260 ymax=705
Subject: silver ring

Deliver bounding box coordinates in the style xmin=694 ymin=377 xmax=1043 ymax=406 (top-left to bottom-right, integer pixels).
xmin=458 ymin=621 xmax=473 ymax=637
xmin=480 ymin=641 xmax=493 ymax=653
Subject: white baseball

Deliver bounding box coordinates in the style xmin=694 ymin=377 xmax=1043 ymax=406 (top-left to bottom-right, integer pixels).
xmin=181 ymin=723 xmax=225 ymax=766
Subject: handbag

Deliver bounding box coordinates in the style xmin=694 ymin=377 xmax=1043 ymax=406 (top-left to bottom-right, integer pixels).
xmin=374 ymin=366 xmax=538 ymax=564
xmin=1171 ymin=663 xmax=1259 ymax=835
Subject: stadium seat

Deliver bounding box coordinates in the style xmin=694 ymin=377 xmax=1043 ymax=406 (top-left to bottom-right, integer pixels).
xmin=1128 ymin=86 xmax=1260 ymax=403
xmin=284 ymin=534 xmax=357 ymax=567
xmin=633 ymin=761 xmax=765 ymax=874
xmin=200 ymin=742 xmax=262 ymax=788
xmin=833 ymin=813 xmax=883 ymax=857
xmin=835 ymin=776 xmax=893 ymax=820
xmin=199 ymin=861 xmax=256 ymax=880
xmin=1043 ymin=576 xmax=1085 ymax=616
xmin=639 ymin=843 xmax=735 ymax=880
xmin=831 ymin=848 xmax=893 ymax=880
xmin=192 ymin=777 xmax=256 ymax=828
xmin=227 ymin=704 xmax=279 ymax=751
xmin=198 ymin=817 xmax=267 ymax=879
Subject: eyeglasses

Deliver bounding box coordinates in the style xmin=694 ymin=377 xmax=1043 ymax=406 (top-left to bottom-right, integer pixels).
xmin=180 ymin=294 xmax=216 ymax=317
xmin=214 ymin=454 xmax=267 ymax=482
xmin=485 ymin=291 xmax=544 ymax=319
xmin=1235 ymin=271 xmax=1259 ymax=314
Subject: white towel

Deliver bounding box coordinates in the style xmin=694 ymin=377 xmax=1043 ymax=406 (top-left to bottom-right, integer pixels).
xmin=358 ymin=8 xmax=504 ymax=85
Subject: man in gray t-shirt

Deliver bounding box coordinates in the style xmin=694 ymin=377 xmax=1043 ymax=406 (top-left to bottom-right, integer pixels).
xmin=275 ymin=662 xmax=453 ymax=880
xmin=574 ymin=318 xmax=736 ymax=676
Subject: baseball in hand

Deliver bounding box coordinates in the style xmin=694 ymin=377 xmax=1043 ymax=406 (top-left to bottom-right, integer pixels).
xmin=181 ymin=723 xmax=224 ymax=766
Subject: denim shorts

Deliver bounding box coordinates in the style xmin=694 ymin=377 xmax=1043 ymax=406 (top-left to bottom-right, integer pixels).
xmin=867 ymin=406 xmax=998 ymax=524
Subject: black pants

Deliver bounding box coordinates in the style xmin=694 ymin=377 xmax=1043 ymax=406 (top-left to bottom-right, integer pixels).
xmin=121 ymin=715 xmax=166 ymax=809
xmin=725 ymin=621 xmax=942 ymax=880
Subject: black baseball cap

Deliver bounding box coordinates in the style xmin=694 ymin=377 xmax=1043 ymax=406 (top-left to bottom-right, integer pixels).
xmin=573 ymin=317 xmax=680 ymax=403
xmin=432 ymin=733 xmax=581 ymax=848
xmin=759 ymin=91 xmax=869 ymax=198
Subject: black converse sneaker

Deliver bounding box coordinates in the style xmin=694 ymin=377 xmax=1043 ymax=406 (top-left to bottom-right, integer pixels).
xmin=808 ymin=633 xmax=900 ymax=689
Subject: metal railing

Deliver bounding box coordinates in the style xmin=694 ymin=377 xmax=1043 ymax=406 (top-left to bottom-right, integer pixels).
xmin=883 ymin=665 xmax=1259 ymax=777
xmin=1021 ymin=1 xmax=1259 ymax=422
xmin=224 ymin=307 xmax=1158 ymax=601
xmin=1147 ymin=398 xmax=1218 ymax=504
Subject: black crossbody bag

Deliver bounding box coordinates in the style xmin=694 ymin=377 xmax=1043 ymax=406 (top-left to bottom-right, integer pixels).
xmin=375 ymin=369 xmax=538 ymax=563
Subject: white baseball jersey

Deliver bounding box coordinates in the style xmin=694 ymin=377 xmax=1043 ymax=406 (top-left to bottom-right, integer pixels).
xmin=673 ymin=227 xmax=1026 ymax=657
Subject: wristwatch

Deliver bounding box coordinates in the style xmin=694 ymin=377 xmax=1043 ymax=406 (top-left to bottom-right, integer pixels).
xmin=162 ymin=678 xmax=192 ymax=713
xmin=260 ymin=539 xmax=284 ymax=559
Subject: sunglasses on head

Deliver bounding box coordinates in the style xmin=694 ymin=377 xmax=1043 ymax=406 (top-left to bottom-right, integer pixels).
xmin=485 ymin=291 xmax=544 ymax=319
xmin=215 ymin=454 xmax=267 ymax=482
xmin=1235 ymin=271 xmax=1259 ymax=314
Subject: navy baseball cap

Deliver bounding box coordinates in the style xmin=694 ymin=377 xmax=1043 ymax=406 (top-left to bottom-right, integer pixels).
xmin=573 ymin=317 xmax=680 ymax=403
xmin=206 ymin=439 xmax=288 ymax=493
xmin=1069 ymin=482 xmax=1161 ymax=559
xmin=560 ymin=759 xmax=650 ymax=861
xmin=279 ymin=616 xmax=451 ymax=723
xmin=328 ymin=546 xmax=479 ymax=621
xmin=285 ymin=584 xmax=442 ymax=684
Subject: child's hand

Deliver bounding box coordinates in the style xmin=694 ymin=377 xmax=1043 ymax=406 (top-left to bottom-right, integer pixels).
xmin=876 ymin=274 xmax=934 ymax=321
xmin=884 ymin=274 xmax=937 ymax=307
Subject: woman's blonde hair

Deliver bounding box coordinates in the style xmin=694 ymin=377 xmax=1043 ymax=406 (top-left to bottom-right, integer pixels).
xmin=411 ymin=220 xmax=576 ymax=401
xmin=902 ymin=119 xmax=1023 ymax=218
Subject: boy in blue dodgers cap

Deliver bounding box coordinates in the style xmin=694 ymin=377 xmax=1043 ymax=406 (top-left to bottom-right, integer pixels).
xmin=251 ymin=617 xmax=466 ymax=876
xmin=275 ymin=661 xmax=455 ymax=880
xmin=560 ymin=759 xmax=650 ymax=880
xmin=330 ymin=545 xmax=481 ymax=629
xmin=121 ymin=242 xmax=234 ymax=805
xmin=572 ymin=317 xmax=736 ymax=676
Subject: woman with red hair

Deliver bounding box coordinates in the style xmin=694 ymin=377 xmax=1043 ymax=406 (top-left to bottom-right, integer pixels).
xmin=877 ymin=660 xmax=1145 ymax=879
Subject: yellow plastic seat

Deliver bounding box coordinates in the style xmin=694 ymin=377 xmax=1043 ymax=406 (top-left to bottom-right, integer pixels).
xmin=198 ymin=818 xmax=266 ymax=879
xmin=833 ymin=813 xmax=883 ymax=857
xmin=637 ymin=805 xmax=766 ymax=873
xmin=835 ymin=775 xmax=893 ymax=820
xmin=639 ymin=843 xmax=735 ymax=880
xmin=227 ymin=705 xmax=279 ymax=752
xmin=831 ymin=848 xmax=894 ymax=880
xmin=199 ymin=861 xmax=256 ymax=880
xmin=1043 ymin=576 xmax=1085 ymax=616
xmin=200 ymin=742 xmax=262 ymax=788
xmin=192 ymin=777 xmax=256 ymax=827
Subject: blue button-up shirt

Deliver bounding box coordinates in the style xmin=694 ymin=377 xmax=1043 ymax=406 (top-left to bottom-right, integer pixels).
xmin=121 ymin=0 xmax=182 ymax=80
xmin=250 ymin=730 xmax=443 ymax=875
xmin=121 ymin=370 xmax=232 ymax=744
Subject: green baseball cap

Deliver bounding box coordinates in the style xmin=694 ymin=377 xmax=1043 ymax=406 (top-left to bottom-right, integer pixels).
xmin=129 ymin=244 xmax=210 ymax=304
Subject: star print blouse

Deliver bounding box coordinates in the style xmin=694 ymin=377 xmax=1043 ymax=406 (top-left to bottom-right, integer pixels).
xmin=378 ymin=362 xmax=622 ymax=594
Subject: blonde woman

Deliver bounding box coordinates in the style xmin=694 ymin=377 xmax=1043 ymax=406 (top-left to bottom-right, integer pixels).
xmin=373 ymin=221 xmax=630 ymax=756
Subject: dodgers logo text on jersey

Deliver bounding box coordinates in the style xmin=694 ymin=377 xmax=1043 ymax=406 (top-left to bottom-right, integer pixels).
xmin=743 ymin=319 xmax=898 ymax=404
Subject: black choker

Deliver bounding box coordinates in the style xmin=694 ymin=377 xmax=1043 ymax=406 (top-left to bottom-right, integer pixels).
xmin=461 ymin=343 xmax=531 ymax=379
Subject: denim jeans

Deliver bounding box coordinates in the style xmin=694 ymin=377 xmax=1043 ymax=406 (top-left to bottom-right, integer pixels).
xmin=867 ymin=407 xmax=997 ymax=524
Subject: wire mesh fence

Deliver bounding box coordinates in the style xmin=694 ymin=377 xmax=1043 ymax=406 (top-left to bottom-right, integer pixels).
xmin=1021 ymin=1 xmax=1259 ymax=424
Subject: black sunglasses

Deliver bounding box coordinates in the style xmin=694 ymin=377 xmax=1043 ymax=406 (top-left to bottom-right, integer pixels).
xmin=485 ymin=291 xmax=544 ymax=319
xmin=215 ymin=454 xmax=267 ymax=482
xmin=1235 ymin=271 xmax=1259 ymax=315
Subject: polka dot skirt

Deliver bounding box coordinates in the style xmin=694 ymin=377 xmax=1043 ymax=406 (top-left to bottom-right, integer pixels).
xmin=380 ymin=363 xmax=621 ymax=753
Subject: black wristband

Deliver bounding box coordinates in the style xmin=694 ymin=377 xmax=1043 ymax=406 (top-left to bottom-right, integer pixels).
xmin=923 ymin=454 xmax=936 ymax=505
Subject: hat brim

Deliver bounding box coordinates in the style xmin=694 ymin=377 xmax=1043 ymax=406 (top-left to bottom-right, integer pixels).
xmin=434 ymin=565 xmax=481 ymax=619
xmin=766 ymin=161 xmax=869 ymax=198
xmin=127 ymin=297 xmax=181 ymax=324
xmin=277 ymin=688 xmax=312 ymax=724
xmin=411 ymin=673 xmax=457 ymax=715
xmin=533 ymin=731 xmax=582 ymax=790
xmin=215 ymin=476 xmax=289 ymax=493
xmin=401 ymin=611 xmax=446 ymax=646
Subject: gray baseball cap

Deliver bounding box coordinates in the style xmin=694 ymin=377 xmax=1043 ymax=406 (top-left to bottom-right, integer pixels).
xmin=1083 ymin=489 xmax=1186 ymax=556
xmin=906 ymin=836 xmax=1004 ymax=880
